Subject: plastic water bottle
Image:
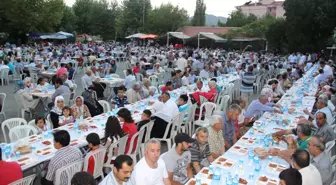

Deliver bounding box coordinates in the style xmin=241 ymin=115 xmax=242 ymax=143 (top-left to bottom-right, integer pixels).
xmin=232 ymin=174 xmax=239 ymax=185
xmin=226 ymin=173 xmax=233 ymax=185
xmin=238 ymin=159 xmax=244 ymax=174
xmin=209 ymin=165 xmax=214 ymax=174
xmin=195 ymin=176 xmax=201 ymax=185
xmin=254 ymin=160 xmax=261 ymax=173
xmin=211 ymin=168 xmax=221 ymax=185
xmin=74 ymin=120 xmax=78 ymax=130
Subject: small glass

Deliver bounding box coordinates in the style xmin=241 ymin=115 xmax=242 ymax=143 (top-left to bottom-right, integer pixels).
xmin=15 ymin=152 xmax=21 ymax=159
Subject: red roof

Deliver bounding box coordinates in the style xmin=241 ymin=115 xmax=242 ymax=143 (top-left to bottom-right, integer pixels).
xmin=176 ymin=26 xmax=238 ymax=37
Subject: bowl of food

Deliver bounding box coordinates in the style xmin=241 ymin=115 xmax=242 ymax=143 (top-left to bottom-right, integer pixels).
xmin=254 ymin=148 xmax=268 ymax=159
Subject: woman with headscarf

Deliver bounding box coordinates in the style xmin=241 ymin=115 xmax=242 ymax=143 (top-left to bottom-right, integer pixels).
xmin=71 ymin=96 xmax=91 ymax=119
xmin=50 ymin=96 xmax=65 ymax=128
xmin=23 ymin=77 xmax=34 ymax=91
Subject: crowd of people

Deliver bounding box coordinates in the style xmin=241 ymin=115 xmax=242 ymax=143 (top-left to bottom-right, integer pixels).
xmin=0 ymin=42 xmax=336 ymax=185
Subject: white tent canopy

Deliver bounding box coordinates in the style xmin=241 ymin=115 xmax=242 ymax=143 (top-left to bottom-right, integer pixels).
xmin=125 ymin=33 xmax=146 ymax=39
xmin=166 ymin=32 xmax=191 ymax=46
xmin=40 ymin=34 xmax=67 ymax=40
xmin=197 ymin=32 xmax=226 ymax=48
xmin=57 ymin=31 xmax=74 ymax=37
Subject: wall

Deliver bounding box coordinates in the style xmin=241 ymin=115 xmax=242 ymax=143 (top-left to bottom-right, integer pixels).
xmin=276 ymin=5 xmax=285 ymax=18
xmin=239 ymin=5 xmax=268 ymax=18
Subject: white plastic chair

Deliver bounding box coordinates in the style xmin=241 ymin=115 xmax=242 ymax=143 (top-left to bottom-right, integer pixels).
xmin=2 ymin=118 xmax=27 ymax=143
xmin=55 ymin=159 xmax=83 ymax=185
xmin=104 ymin=135 xmax=129 ymax=169
xmin=216 ymin=95 xmax=230 ymax=112
xmin=326 ymin=140 xmax=336 ymax=158
xmin=0 ymin=68 xmax=10 ymax=85
xmin=126 ymin=127 xmax=146 ymax=163
xmin=110 ymin=74 xmax=120 ymax=78
xmin=9 ymin=174 xmax=36 ymax=185
xmin=13 ymin=92 xmax=32 ymax=119
xmin=136 ymin=73 xmax=144 ymax=82
xmin=98 ymin=100 xmax=111 ymax=113
xmin=148 ymin=75 xmax=158 ymax=87
xmin=83 ymin=147 xmax=106 ymax=179
xmin=46 ymin=114 xmax=53 ymax=129
xmin=9 ymin=125 xmax=38 ymax=142
xmin=157 ymin=115 xmax=179 ymax=150
xmin=28 ymin=119 xmax=52 ymax=130
xmin=63 ymin=93 xmax=71 ymax=106
xmin=0 ymin=93 xmax=6 ymax=120
xmin=81 ymin=77 xmax=88 ymax=90
xmin=194 ymin=102 xmax=217 ymax=129
xmin=139 ymin=121 xmax=155 ymax=158
xmin=123 ymin=70 xmax=127 ymax=78
xmin=30 ymin=73 xmax=38 ymax=84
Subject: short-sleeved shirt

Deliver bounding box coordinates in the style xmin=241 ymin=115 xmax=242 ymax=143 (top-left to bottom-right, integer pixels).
xmin=189 ymin=140 xmax=211 ymax=163
xmin=220 ymin=113 xmax=235 ymax=146
xmin=311 ymin=152 xmax=333 ymax=185
xmin=297 ymin=136 xmax=312 ymax=150
xmin=46 ymin=146 xmax=82 ymax=184
xmin=132 ymin=158 xmax=168 ymax=185
xmin=207 ymin=126 xmax=225 ymax=154
xmin=0 ymin=161 xmax=22 ymax=185
xmin=161 ymin=147 xmax=191 ymax=184
xmin=111 ymin=96 xmax=128 ymax=107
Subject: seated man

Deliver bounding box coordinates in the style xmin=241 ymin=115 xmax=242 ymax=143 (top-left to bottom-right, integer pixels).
xmin=111 ymin=86 xmax=129 ymax=109
xmin=245 ymin=94 xmax=282 ymax=119
xmin=177 ymin=94 xmax=190 ymax=125
xmin=57 ymin=63 xmax=68 ymax=77
xmin=125 ymin=83 xmax=142 ymax=104
xmin=43 ymin=130 xmax=82 ymax=185
xmin=161 ymin=133 xmax=193 ymax=185
xmin=220 ymin=104 xmax=241 ymax=149
xmin=52 ymin=77 xmax=71 ymax=102
xmin=300 ymin=96 xmax=333 ymax=127
xmin=308 ymin=136 xmax=333 ymax=185
xmin=189 ymin=127 xmax=214 ymax=173
xmin=190 ymin=80 xmax=217 ymax=105
xmin=207 ymin=115 xmax=225 ymax=159
xmin=279 ymin=168 xmax=302 ymax=185
xmin=161 ymin=81 xmax=174 ymax=93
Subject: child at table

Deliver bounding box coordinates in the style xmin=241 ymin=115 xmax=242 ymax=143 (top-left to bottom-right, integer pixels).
xmin=58 ymin=106 xmax=74 ymax=126
xmin=35 ymin=117 xmax=48 ymax=134
xmin=85 ymin=133 xmax=101 ymax=175
xmin=137 ymin=110 xmax=152 ymax=142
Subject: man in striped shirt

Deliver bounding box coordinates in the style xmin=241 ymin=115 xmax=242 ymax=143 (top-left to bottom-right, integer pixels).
xmin=42 ymin=130 xmax=82 ymax=185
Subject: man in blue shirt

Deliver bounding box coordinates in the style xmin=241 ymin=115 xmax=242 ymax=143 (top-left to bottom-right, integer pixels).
xmin=245 ymin=95 xmax=282 ymax=119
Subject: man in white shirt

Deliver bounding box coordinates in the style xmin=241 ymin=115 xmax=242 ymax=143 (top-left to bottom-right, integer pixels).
xmin=181 ymin=71 xmax=189 ymax=86
xmin=124 ymin=69 xmax=136 ymax=90
xmin=132 ymin=139 xmax=170 ymax=185
xmin=291 ymin=149 xmax=322 ymax=185
xmin=320 ymin=61 xmax=333 ymax=76
xmin=300 ymin=96 xmax=333 ymax=126
xmin=151 ymin=92 xmax=179 ymax=138
xmin=176 ymin=54 xmax=188 ymax=73
xmin=125 ymin=83 xmax=142 ymax=103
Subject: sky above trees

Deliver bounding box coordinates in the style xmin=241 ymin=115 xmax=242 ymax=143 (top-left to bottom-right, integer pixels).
xmin=64 ymin=0 xmax=249 ymax=17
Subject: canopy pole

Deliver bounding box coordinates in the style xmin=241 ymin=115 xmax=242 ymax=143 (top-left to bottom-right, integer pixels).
xmin=198 ymin=33 xmax=200 ymax=49
xmin=167 ymin=33 xmax=169 ymax=47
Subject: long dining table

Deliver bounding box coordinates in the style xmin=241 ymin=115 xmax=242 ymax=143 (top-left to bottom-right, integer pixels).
xmin=1 ymin=72 xmax=241 ymax=172
xmin=186 ymin=65 xmax=319 ymax=185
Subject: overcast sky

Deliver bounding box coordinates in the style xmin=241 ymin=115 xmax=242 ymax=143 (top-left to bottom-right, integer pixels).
xmin=64 ymin=0 xmax=251 ymax=17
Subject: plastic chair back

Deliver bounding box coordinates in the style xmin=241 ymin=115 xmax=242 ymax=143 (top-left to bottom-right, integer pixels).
xmin=54 ymin=160 xmax=83 ymax=185
xmin=83 ymin=147 xmax=106 ymax=179
xmin=2 ymin=118 xmax=27 ymax=143
xmin=9 ymin=174 xmax=36 ymax=185
xmin=9 ymin=125 xmax=38 ymax=142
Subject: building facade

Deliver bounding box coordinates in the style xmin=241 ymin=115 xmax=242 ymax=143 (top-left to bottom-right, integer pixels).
xmin=236 ymin=0 xmax=285 ymax=18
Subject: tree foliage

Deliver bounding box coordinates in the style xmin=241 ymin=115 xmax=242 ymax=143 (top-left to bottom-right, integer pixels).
xmin=59 ymin=6 xmax=77 ymax=33
xmin=191 ymin=0 xmax=206 ymax=26
xmin=120 ymin=0 xmax=152 ymax=36
xmin=284 ymin=0 xmax=336 ymax=52
xmin=265 ymin=19 xmax=288 ymax=52
xmin=220 ymin=10 xmax=257 ymax=27
xmin=147 ymin=3 xmax=189 ymax=34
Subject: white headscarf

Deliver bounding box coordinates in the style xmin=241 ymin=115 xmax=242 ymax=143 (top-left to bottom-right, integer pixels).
xmin=74 ymin=96 xmax=84 ymax=118
xmin=52 ymin=96 xmax=64 ymax=115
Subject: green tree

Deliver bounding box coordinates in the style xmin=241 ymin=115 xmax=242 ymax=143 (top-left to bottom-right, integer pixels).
xmin=147 ymin=3 xmax=189 ymax=34
xmin=284 ymin=0 xmax=336 ymax=52
xmin=120 ymin=0 xmax=152 ymax=36
xmin=224 ymin=10 xmax=257 ymax=27
xmin=191 ymin=0 xmax=206 ymax=26
xmin=73 ymin=0 xmax=94 ymax=34
xmin=265 ymin=19 xmax=288 ymax=52
xmin=59 ymin=6 xmax=77 ymax=33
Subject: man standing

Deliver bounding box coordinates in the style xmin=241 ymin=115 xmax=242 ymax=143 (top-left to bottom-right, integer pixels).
xmin=99 ymin=155 xmax=134 ymax=185
xmin=161 ymin=133 xmax=193 ymax=185
xmin=132 ymin=139 xmax=171 ymax=185
xmin=220 ymin=104 xmax=241 ymax=149
xmin=189 ymin=127 xmax=214 ymax=173
xmin=307 ymin=136 xmax=333 ymax=185
xmin=176 ymin=54 xmax=188 ymax=73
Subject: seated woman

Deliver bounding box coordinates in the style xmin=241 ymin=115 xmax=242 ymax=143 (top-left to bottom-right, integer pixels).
xmin=71 ymin=96 xmax=91 ymax=119
xmin=117 ymin=108 xmax=137 ymax=154
xmin=50 ymin=96 xmax=65 ymax=128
